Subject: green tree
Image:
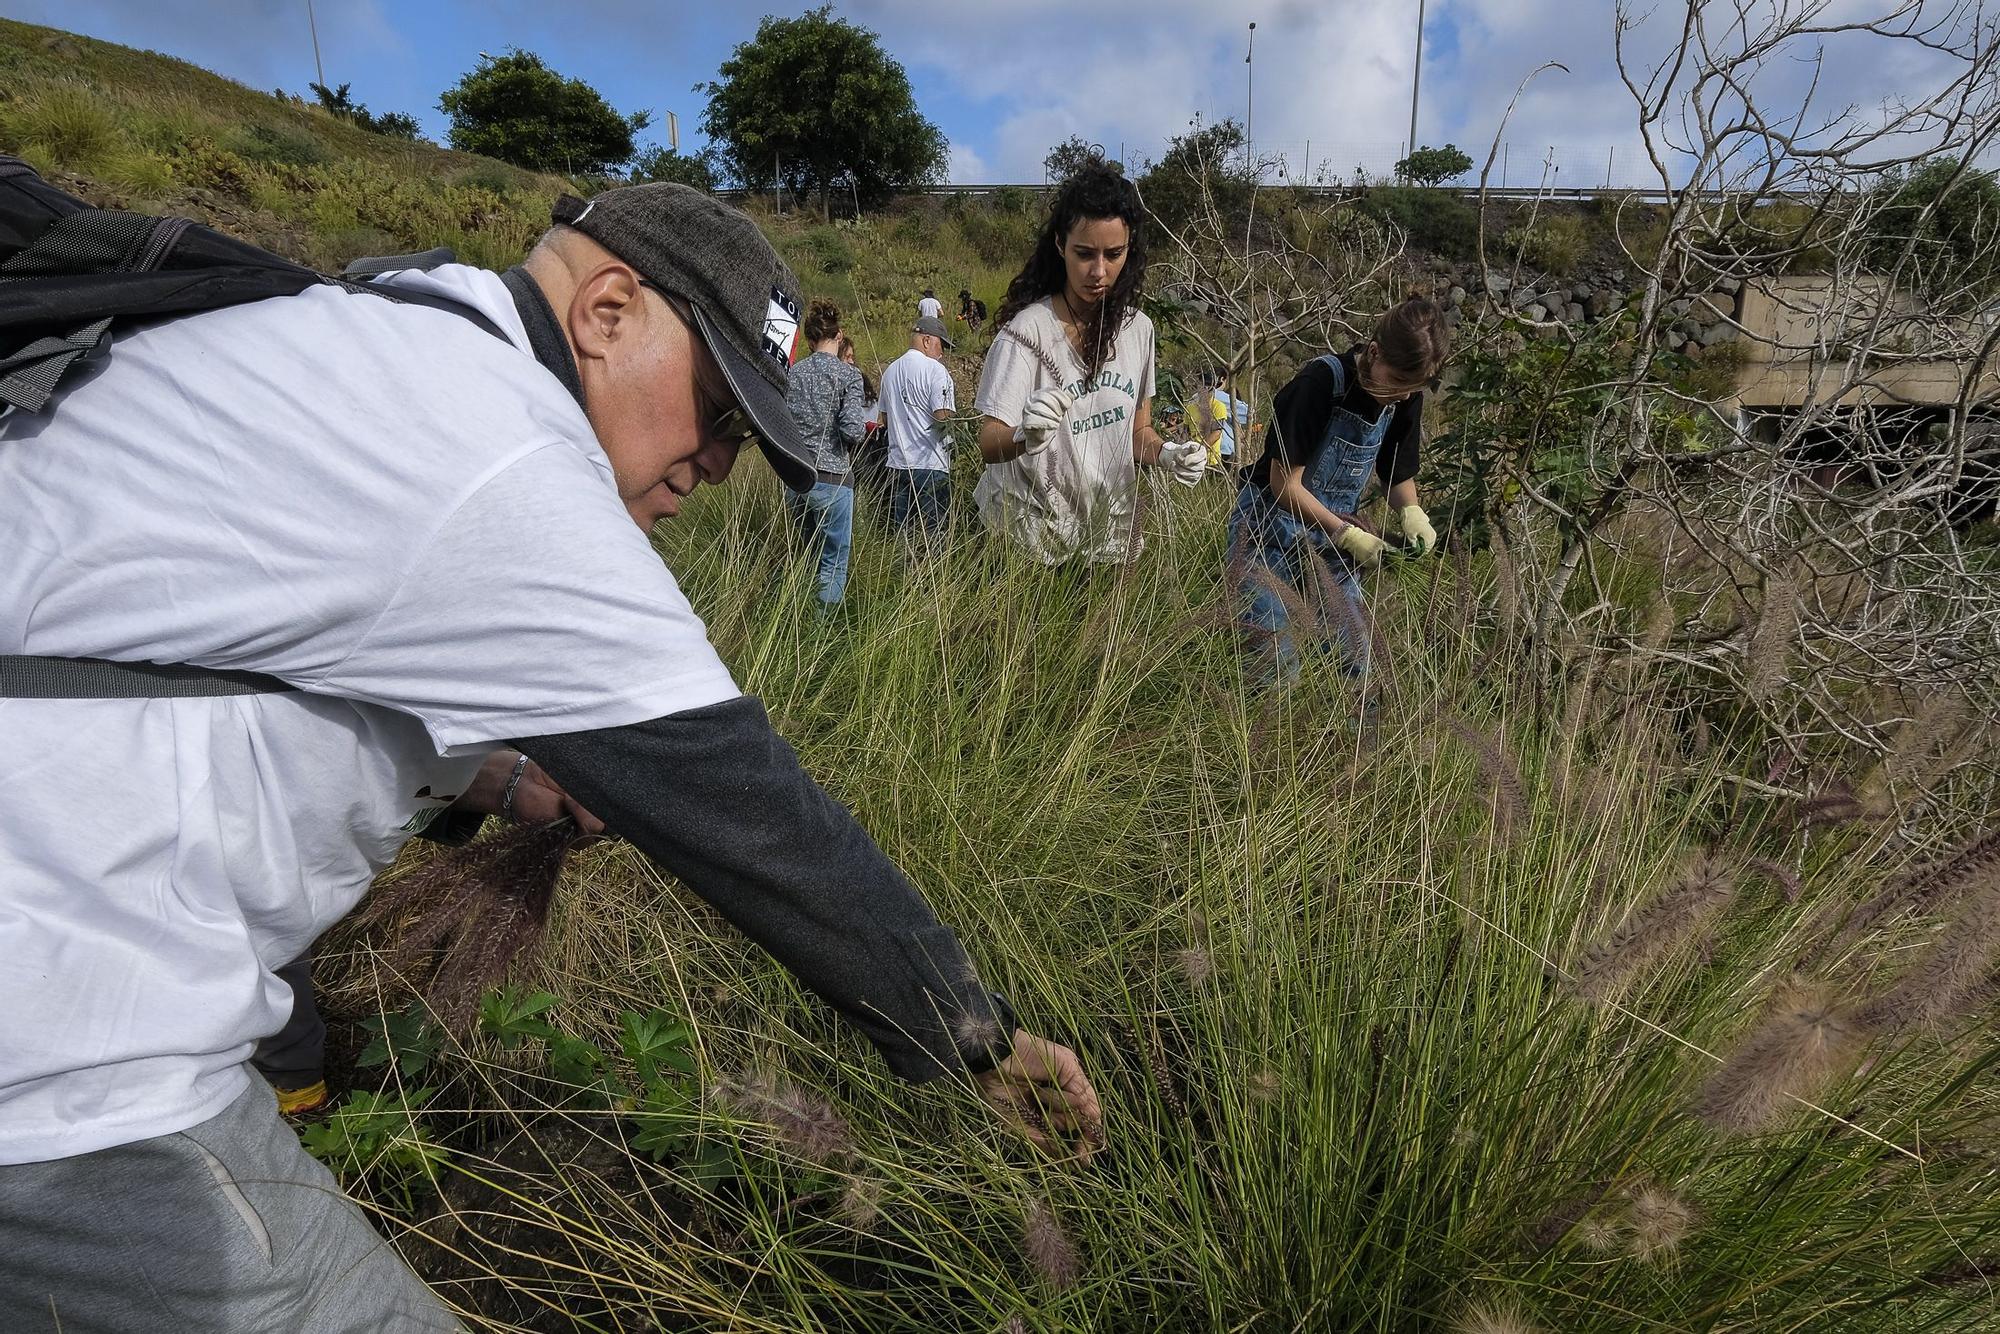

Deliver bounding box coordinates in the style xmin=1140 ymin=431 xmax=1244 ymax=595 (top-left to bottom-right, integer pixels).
xmin=437 ymin=51 xmax=650 ymax=175
xmin=1138 ymin=117 xmax=1253 ymax=232
xmin=1864 ymin=157 xmax=2000 ymax=297
xmin=1395 ymin=143 xmax=1473 ymax=187
xmin=631 ymin=145 xmax=719 ymax=191
xmin=698 ymin=6 xmax=947 ymax=210
xmin=1044 ymin=135 xmax=1117 ymax=184
xmin=308 ymin=81 xmax=423 ymax=141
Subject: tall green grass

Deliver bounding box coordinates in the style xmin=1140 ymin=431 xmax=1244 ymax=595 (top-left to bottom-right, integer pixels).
xmin=319 ymin=468 xmax=1999 ymax=1332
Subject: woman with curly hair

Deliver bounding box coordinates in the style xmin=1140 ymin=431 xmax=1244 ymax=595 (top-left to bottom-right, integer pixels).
xmin=972 ymin=164 xmax=1204 ymax=564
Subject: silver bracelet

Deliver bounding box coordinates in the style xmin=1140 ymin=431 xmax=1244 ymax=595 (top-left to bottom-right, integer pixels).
xmin=500 ymin=752 xmax=530 ymax=822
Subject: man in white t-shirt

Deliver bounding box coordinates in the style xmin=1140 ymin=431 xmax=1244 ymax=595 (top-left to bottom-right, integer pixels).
xmin=0 ymin=183 xmax=1100 ymax=1330
xmin=877 ymin=315 xmax=958 ymax=545
xmin=917 ymin=287 xmax=943 ymax=321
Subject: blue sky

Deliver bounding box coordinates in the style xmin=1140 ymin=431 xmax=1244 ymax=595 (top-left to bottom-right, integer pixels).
xmin=7 ymin=1 xmax=1973 ymax=187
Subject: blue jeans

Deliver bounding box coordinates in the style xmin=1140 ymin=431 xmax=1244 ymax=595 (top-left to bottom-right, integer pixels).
xmin=888 ymin=468 xmax=950 ymax=547
xmin=1228 ymin=485 xmax=1371 ymax=684
xmin=784 ymin=480 xmax=855 ymax=606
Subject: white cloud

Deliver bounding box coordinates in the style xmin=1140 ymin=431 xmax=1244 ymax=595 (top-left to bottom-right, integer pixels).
xmin=947 ymin=141 xmax=991 ymax=184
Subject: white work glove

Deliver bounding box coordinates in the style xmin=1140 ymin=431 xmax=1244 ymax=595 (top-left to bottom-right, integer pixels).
xmin=1156 ymin=438 xmax=1207 ymax=487
xmin=1334 ymin=523 xmax=1387 ymax=568
xmin=1012 ymin=387 xmax=1075 ymax=455
xmin=1396 ymin=503 xmax=1438 ymax=557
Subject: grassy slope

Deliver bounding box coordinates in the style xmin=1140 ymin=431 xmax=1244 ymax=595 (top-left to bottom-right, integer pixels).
xmin=11 ymin=18 xmax=2000 ymax=1333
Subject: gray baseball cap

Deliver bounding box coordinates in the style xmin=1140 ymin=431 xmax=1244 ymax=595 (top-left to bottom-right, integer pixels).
xmin=913 ymin=315 xmax=955 ymax=349
xmin=551 ymin=186 xmax=814 ymax=491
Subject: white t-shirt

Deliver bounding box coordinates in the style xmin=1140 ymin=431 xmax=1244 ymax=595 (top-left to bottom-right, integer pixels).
xmin=973 ymin=298 xmax=1156 ymax=563
xmin=879 ymin=348 xmax=956 ymax=472
xmin=0 ymin=265 xmax=740 ymax=1164
xmin=917 ymin=296 xmax=942 ymax=321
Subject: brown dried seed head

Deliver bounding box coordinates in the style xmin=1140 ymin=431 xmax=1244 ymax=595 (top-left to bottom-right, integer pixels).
xmin=1695 ymin=980 xmax=1863 ymax=1134
xmin=1627 ymin=1185 xmax=1696 ymax=1263
xmin=1572 ymin=854 xmax=1738 ymax=1001
xmin=1173 ymin=946 xmax=1214 ymax=986
xmin=1451 ymin=1297 xmax=1544 ymax=1334
xmin=1022 ymin=1198 xmax=1081 ymax=1290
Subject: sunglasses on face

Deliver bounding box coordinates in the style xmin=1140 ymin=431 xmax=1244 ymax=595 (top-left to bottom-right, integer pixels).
xmin=641 ymin=281 xmax=760 ymax=449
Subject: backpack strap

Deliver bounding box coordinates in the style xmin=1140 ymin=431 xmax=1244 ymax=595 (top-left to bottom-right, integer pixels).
xmin=0 ymin=655 xmax=291 ymax=698
xmin=341 ymin=246 xmax=458 ymax=279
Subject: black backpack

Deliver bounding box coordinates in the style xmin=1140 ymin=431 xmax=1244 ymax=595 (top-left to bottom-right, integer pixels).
xmin=0 ymin=154 xmax=495 ymax=415
xmin=0 ymin=155 xmax=499 ymax=700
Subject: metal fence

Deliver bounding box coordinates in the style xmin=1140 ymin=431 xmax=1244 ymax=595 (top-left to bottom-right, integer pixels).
xmin=1088 ymin=138 xmax=1656 ymax=191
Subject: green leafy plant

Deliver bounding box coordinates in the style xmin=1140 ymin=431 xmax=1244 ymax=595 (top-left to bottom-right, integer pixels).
xmin=478 ymin=985 xmax=559 ymax=1050
xmin=1395 ymin=143 xmax=1474 ymax=187
xmin=356 ymin=1001 xmax=440 ymax=1078
xmin=301 ymin=1088 xmax=445 ymax=1208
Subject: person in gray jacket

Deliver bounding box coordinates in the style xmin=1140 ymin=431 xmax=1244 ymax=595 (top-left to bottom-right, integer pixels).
xmin=783 ymin=297 xmax=867 ymax=607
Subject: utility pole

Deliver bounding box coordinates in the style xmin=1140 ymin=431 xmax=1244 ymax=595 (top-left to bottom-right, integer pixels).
xmin=1245 ymin=22 xmax=1257 ymax=177
xmin=305 ymin=0 xmax=325 ymax=92
xmin=1406 ymin=0 xmax=1425 ymax=172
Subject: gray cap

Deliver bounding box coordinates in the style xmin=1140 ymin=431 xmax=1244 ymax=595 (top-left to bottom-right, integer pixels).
xmin=912 ymin=315 xmax=955 ymax=349
xmin=551 ymin=186 xmax=814 ymax=491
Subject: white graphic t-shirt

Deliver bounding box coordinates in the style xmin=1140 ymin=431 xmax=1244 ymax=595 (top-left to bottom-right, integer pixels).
xmin=973 ymin=298 xmax=1156 ymax=563
xmin=0 ymin=265 xmax=741 ymax=1164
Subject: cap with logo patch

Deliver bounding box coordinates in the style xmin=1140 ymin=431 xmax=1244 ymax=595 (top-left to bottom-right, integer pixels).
xmin=551 ymin=185 xmax=814 ymax=491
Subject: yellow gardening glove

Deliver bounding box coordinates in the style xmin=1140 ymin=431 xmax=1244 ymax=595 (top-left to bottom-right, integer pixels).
xmin=1334 ymin=524 xmax=1387 ymax=568
xmin=1396 ymin=503 xmax=1438 ymax=557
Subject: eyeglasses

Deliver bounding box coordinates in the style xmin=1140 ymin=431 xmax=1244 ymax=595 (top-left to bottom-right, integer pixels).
xmin=642 ymin=280 xmax=760 ymax=450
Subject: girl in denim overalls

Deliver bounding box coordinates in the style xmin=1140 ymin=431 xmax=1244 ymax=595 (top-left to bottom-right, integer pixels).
xmin=1228 ymin=297 xmax=1451 ymax=683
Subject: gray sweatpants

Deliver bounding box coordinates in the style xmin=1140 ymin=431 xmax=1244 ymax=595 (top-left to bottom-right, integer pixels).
xmin=0 ymin=1078 xmax=462 ymax=1333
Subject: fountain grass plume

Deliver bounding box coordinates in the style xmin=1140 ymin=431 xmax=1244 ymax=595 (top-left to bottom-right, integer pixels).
xmin=1446 ymin=717 xmax=1529 ymax=843
xmin=1744 ymin=562 xmax=1798 ymax=704
xmin=1022 ymin=1198 xmax=1081 ymax=1289
xmin=1626 ymin=1184 xmax=1697 ymax=1264
xmin=1695 ymin=978 xmax=1864 ymax=1133
xmin=1572 ymin=853 xmax=1738 ymax=1001
xmin=1841 ymin=827 xmax=2000 ymax=947
xmin=1855 ymin=873 xmax=2000 ymax=1035
xmin=1450 ymin=1297 xmax=1544 ymax=1334
xmin=710 ymin=1070 xmax=856 ymax=1164
xmin=372 ymin=818 xmax=585 ymax=1031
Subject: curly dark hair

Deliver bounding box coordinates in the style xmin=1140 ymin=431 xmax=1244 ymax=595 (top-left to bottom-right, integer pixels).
xmin=994 ymin=163 xmax=1147 ymax=381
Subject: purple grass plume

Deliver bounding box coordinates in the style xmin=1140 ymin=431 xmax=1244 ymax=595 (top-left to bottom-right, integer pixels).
xmin=710 ymin=1070 xmax=856 ymax=1165
xmin=371 ymin=818 xmax=585 ymax=1032
xmin=1022 ymin=1198 xmax=1081 ymax=1290
xmin=1841 ymin=828 xmax=2000 ymax=949
xmin=1446 ymin=717 xmax=1529 ymax=842
xmin=1855 ymin=871 xmax=2000 ymax=1036
xmin=1571 ymin=854 xmax=1738 ymax=1001
xmin=1695 ymin=979 xmax=1864 ymax=1133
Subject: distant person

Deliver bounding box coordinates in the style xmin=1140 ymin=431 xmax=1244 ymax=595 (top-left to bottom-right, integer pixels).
xmin=1184 ymin=369 xmax=1223 ymax=469
xmin=784 ymin=298 xmax=867 ymax=607
xmin=973 ymin=164 xmax=1203 ymax=564
xmin=918 ymin=287 xmax=942 ymax=321
xmin=957 ymin=288 xmax=987 ymax=336
xmin=1211 ymin=375 xmax=1251 ymax=476
xmin=878 ymin=315 xmax=958 ymax=545
xmin=1228 ymin=295 xmax=1448 ymax=682
xmin=840 ymin=335 xmax=888 ymax=497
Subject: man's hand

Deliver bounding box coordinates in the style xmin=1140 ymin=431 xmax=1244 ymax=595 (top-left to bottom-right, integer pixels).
xmin=1334 ymin=523 xmax=1387 ymax=568
xmin=1013 ymin=388 xmax=1075 ymax=455
xmin=460 ymin=750 xmax=607 ymax=833
xmin=1156 ymin=438 xmax=1208 ymax=487
xmin=1396 ymin=503 xmax=1438 ymax=557
xmin=974 ymin=1029 xmax=1103 ymax=1160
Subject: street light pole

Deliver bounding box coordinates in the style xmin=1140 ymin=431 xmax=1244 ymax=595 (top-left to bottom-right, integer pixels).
xmin=1245 ymin=21 xmax=1257 ymax=178
xmin=305 ymin=0 xmax=325 ymax=92
xmin=1406 ymin=0 xmax=1425 ymax=172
